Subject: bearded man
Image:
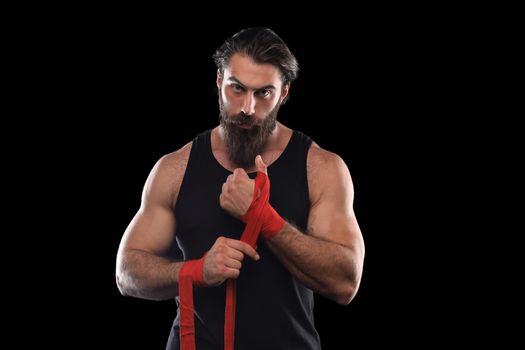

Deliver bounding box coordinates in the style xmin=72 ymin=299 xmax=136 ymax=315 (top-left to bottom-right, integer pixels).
xmin=116 ymin=27 xmax=365 ymax=350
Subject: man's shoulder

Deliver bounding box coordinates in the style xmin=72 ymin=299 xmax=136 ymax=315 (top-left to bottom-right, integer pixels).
xmin=307 ymin=142 xmax=350 ymax=200
xmin=151 ymin=141 xmax=193 ymax=207
xmin=159 ymin=141 xmax=193 ymax=170
xmin=307 ymin=142 xmax=346 ymax=172
xmin=157 ymin=142 xmax=192 ymax=180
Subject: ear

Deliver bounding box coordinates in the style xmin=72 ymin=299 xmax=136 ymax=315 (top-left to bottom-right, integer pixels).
xmin=280 ymin=83 xmax=290 ymax=103
xmin=216 ymin=69 xmax=223 ymax=90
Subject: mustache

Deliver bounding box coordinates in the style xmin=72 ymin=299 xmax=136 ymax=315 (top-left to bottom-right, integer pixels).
xmin=226 ymin=112 xmax=260 ymax=127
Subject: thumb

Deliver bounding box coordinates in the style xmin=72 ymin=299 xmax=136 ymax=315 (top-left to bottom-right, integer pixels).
xmin=255 ymin=155 xmax=268 ymax=175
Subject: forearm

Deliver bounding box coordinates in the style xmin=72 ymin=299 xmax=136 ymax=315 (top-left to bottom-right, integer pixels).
xmin=266 ymin=222 xmax=360 ymax=305
xmin=116 ymin=249 xmax=183 ymax=301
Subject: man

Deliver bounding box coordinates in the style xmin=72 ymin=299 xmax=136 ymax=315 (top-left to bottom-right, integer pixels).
xmin=116 ymin=27 xmax=365 ymax=350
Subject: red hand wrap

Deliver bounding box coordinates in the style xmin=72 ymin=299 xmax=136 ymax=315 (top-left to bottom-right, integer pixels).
xmin=178 ymin=254 xmax=207 ymax=350
xmin=241 ymin=172 xmax=285 ymax=241
xmin=180 ymin=172 xmax=283 ymax=350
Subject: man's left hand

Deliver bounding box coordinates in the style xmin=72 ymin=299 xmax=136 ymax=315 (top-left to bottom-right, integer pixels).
xmin=219 ymin=155 xmax=267 ymax=220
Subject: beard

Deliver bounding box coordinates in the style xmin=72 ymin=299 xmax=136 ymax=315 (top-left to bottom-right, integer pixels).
xmin=219 ymin=95 xmax=280 ymax=169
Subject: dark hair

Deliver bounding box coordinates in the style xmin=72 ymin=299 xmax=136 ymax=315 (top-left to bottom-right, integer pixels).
xmin=213 ymin=27 xmax=299 ymax=85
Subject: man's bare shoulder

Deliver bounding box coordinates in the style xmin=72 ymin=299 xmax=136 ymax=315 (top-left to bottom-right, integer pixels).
xmin=158 ymin=141 xmax=193 ymax=176
xmin=307 ymin=142 xmax=347 ymax=174
xmin=153 ymin=141 xmax=193 ymax=208
xmin=307 ymin=142 xmax=351 ymax=203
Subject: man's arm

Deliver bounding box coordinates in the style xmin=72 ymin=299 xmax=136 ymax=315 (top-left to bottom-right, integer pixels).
xmin=265 ymin=146 xmax=365 ymax=305
xmin=220 ymin=148 xmax=365 ymax=305
xmin=116 ymin=145 xmax=190 ymax=301
xmin=116 ymin=143 xmax=259 ymax=300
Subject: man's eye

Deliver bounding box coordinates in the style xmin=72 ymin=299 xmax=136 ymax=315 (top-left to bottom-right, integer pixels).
xmin=231 ymin=84 xmax=243 ymax=92
xmin=258 ymin=89 xmax=271 ymax=97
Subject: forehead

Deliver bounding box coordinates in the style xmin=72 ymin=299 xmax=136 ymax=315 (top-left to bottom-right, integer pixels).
xmin=224 ymin=53 xmax=282 ymax=88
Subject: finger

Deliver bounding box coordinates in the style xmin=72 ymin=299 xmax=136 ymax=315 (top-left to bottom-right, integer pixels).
xmin=233 ymin=168 xmax=248 ymax=180
xmin=224 ymin=267 xmax=241 ymax=280
xmin=226 ymin=248 xmax=245 ymax=262
xmin=225 ymin=258 xmax=242 ymax=270
xmin=227 ymin=239 xmax=260 ymax=261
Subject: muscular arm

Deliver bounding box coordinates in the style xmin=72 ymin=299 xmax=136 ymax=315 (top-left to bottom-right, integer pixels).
xmin=116 ymin=144 xmax=190 ymax=301
xmin=116 ymin=142 xmax=257 ymax=300
xmin=266 ymin=147 xmax=365 ymax=305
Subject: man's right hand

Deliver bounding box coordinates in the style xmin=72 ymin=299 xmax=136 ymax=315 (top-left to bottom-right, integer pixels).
xmin=203 ymin=236 xmax=260 ymax=286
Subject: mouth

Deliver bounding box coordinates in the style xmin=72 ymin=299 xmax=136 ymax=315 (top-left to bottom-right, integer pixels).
xmin=234 ymin=123 xmax=253 ymax=129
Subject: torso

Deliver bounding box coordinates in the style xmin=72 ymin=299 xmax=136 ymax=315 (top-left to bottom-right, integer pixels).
xmin=170 ymin=126 xmax=324 ymax=349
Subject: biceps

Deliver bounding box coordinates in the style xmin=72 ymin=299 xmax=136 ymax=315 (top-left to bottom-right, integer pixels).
xmin=122 ymin=205 xmax=177 ymax=256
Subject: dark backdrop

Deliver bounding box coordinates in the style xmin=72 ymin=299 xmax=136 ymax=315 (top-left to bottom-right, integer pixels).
xmin=43 ymin=17 xmax=451 ymax=349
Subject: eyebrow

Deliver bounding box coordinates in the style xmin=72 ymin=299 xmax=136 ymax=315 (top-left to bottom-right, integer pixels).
xmin=227 ymin=77 xmax=276 ymax=91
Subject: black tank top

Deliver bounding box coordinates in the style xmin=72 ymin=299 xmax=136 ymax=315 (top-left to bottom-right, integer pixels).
xmin=166 ymin=129 xmax=321 ymax=350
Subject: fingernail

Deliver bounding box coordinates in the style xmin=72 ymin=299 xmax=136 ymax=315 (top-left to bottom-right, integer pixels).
xmin=255 ymin=254 xmax=260 ymax=260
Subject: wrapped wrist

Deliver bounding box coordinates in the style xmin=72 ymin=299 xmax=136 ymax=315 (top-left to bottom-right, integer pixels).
xmin=179 ymin=254 xmax=207 ymax=287
xmin=260 ymin=204 xmax=285 ymax=240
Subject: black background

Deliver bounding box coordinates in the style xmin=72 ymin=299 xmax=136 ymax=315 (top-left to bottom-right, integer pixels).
xmin=31 ymin=13 xmax=465 ymax=349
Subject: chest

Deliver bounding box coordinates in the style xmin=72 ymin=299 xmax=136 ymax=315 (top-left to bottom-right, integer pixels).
xmin=175 ymin=155 xmax=311 ymax=258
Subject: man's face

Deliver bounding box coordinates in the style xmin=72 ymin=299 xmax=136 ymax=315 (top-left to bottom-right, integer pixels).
xmin=218 ymin=53 xmax=289 ymax=169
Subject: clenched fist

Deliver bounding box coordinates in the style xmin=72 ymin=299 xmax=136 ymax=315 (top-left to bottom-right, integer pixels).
xmin=219 ymin=168 xmax=256 ymax=219
xmin=219 ymin=155 xmax=267 ymax=219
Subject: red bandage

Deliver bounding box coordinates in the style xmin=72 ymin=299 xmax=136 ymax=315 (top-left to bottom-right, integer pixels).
xmin=224 ymin=172 xmax=284 ymax=350
xmin=180 ymin=172 xmax=284 ymax=350
xmin=241 ymin=173 xmax=285 ymax=241
xmin=178 ymin=254 xmax=207 ymax=350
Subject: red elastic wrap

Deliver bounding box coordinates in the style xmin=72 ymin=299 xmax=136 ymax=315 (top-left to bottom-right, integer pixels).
xmin=180 ymin=172 xmax=284 ymax=350
xmin=179 ymin=254 xmax=206 ymax=350
xmin=242 ymin=173 xmax=285 ymax=241
xmin=225 ymin=172 xmax=284 ymax=350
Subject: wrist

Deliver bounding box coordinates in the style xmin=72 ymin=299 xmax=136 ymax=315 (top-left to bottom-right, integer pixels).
xmin=261 ymin=204 xmax=285 ymax=240
xmin=180 ymin=253 xmax=207 ymax=287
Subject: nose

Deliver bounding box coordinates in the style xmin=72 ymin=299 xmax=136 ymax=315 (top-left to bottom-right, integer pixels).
xmin=240 ymin=92 xmax=256 ymax=116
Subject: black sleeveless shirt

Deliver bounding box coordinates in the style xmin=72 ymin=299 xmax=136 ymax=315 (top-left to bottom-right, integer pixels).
xmin=166 ymin=129 xmax=321 ymax=350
